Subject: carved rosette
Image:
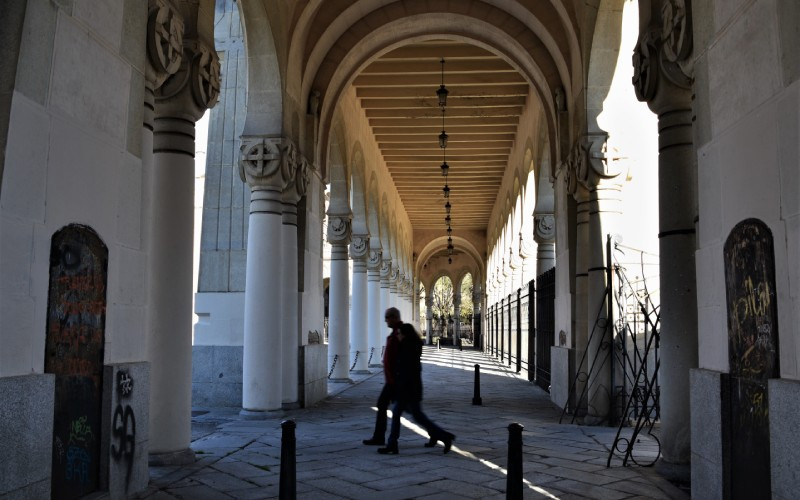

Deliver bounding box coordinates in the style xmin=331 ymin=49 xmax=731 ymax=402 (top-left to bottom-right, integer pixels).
xmin=281 ymin=146 xmax=310 ymax=204
xmin=238 ymin=137 xmax=283 ymax=188
xmin=327 ymin=216 xmax=352 ymax=246
xmin=661 ymin=0 xmax=692 ymax=63
xmin=380 ymin=259 xmax=392 ymax=279
xmin=632 ymin=30 xmax=659 ymax=102
xmin=535 ymin=214 xmax=556 ymax=242
xmin=146 ymin=0 xmax=184 ymax=88
xmin=190 ymin=42 xmax=221 ymax=109
xmin=367 ymin=249 xmax=382 ymax=271
xmin=350 ymin=235 xmax=369 ymax=261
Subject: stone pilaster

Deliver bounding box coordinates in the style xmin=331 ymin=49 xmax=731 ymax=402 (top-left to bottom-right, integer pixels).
xmin=519 ymin=236 xmax=535 ymax=285
xmin=147 ymin=1 xmax=218 ymax=461
xmin=366 ymin=248 xmax=383 ymax=367
xmin=453 ymin=292 xmax=462 ymax=343
xmin=632 ymin=0 xmax=696 ymax=463
xmin=425 ymin=295 xmax=434 ymax=345
xmin=349 ymin=234 xmax=370 ymax=374
xmin=327 ymin=214 xmax=352 ymax=382
xmin=379 ymin=258 xmax=392 ymax=342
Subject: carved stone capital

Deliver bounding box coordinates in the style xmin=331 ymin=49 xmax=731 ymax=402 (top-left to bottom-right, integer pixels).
xmin=633 ymin=2 xmax=693 ymax=109
xmin=508 ymin=247 xmax=522 ymax=270
xmin=380 ymin=259 xmax=392 ymax=279
xmin=519 ymin=237 xmax=536 ymax=260
xmin=146 ymin=0 xmax=184 ymax=89
xmin=155 ymin=38 xmax=220 ymax=121
xmin=327 ymin=215 xmax=351 ymax=246
xmin=425 ymin=296 xmax=434 ymax=307
xmin=283 ymin=157 xmax=310 ymax=204
xmin=390 ymin=266 xmax=400 ymax=282
xmin=238 ymin=137 xmax=283 ymax=189
xmin=350 ymin=234 xmax=369 ymax=260
xmin=534 ymin=214 xmax=556 ymax=242
xmin=367 ymin=249 xmax=382 ymax=271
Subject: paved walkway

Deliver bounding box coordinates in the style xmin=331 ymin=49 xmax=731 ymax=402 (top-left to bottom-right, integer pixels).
xmin=137 ymin=347 xmax=688 ymax=499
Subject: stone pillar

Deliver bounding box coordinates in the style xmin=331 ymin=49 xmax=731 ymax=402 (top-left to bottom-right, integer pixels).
xmin=534 ymin=214 xmax=556 ymax=275
xmin=349 ymin=235 xmax=370 ymax=374
xmin=389 ymin=266 xmax=400 ymax=313
xmin=473 ymin=286 xmax=482 ymax=348
xmin=519 ymin=237 xmax=535 ymax=286
xmin=147 ymin=4 xmax=219 ymax=460
xmin=366 ymin=249 xmax=383 ymax=367
xmin=327 ymin=215 xmax=352 ymax=382
xmin=238 ymin=138 xmax=292 ymax=415
xmin=379 ymin=259 xmax=392 ymax=353
xmin=576 ymin=135 xmax=623 ymax=425
xmin=453 ymin=293 xmax=462 ymax=343
xmin=280 ymin=156 xmax=309 ymax=408
xmin=573 ymin=184 xmax=591 ymax=412
xmin=425 ymin=296 xmax=434 ymax=345
xmin=633 ymin=11 xmax=696 ymax=462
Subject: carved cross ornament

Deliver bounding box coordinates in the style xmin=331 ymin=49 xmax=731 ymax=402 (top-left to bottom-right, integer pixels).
xmin=191 ymin=43 xmax=221 ymax=109
xmin=633 ymin=0 xmax=693 ymax=103
xmin=380 ymin=259 xmax=391 ymax=278
xmin=238 ymin=137 xmax=282 ymax=188
xmin=146 ymin=0 xmax=184 ymax=86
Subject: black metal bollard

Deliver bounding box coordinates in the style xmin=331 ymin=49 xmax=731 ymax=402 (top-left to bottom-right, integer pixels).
xmin=506 ymin=423 xmax=523 ymax=500
xmin=472 ymin=364 xmax=482 ymax=405
xmin=437 ymin=338 xmax=441 ymax=350
xmin=279 ymin=419 xmax=296 ymax=500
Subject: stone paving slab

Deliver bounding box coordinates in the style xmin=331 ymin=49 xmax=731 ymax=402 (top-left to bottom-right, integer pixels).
xmin=138 ymin=347 xmax=689 ymax=499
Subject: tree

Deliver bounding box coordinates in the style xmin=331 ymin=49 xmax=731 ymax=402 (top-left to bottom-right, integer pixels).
xmin=459 ymin=273 xmax=474 ymax=323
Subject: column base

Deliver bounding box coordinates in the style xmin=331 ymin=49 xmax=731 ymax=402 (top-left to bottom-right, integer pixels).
xmin=351 ymin=369 xmax=372 ymax=375
xmin=282 ymin=401 xmax=301 ymax=410
xmin=329 ymin=378 xmax=353 ymax=384
xmin=239 ymin=408 xmax=283 ymax=420
xmin=582 ymin=414 xmax=608 ymax=426
xmin=149 ymin=448 xmax=196 ymax=466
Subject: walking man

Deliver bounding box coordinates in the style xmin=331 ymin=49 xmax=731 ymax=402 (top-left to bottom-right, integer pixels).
xmin=362 ymin=307 xmax=402 ymax=446
xmin=378 ymin=313 xmax=455 ymax=455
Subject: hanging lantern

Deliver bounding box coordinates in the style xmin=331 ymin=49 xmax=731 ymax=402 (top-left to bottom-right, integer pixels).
xmin=447 ymin=226 xmax=452 ymax=235
xmin=442 ymin=185 xmax=450 ymax=198
xmin=448 ymin=257 xmax=452 ymax=264
xmin=436 ymin=84 xmax=449 ymax=107
xmin=440 ymin=161 xmax=449 ymax=176
xmin=438 ymin=129 xmax=448 ymax=149
xmin=445 ymin=202 xmax=451 ymax=214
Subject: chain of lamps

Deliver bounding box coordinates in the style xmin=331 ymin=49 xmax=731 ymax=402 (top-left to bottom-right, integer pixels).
xmin=437 ymin=58 xmax=454 ymax=264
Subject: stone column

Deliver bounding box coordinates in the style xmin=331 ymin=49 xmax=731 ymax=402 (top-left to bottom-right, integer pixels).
xmin=279 ymin=155 xmax=309 ymax=408
xmin=453 ymin=293 xmax=462 ymax=344
xmin=534 ymin=214 xmax=556 ymax=275
xmin=632 ymin=12 xmax=696 ymax=462
xmin=349 ymin=235 xmax=370 ymax=374
xmin=473 ymin=287 xmax=483 ymax=348
xmin=366 ymin=248 xmax=383 ymax=367
xmin=147 ymin=8 xmax=219 ymax=460
xmin=519 ymin=236 xmax=535 ymax=286
xmin=577 ymin=135 xmax=623 ymax=425
xmin=379 ymin=259 xmax=392 ymax=355
xmin=238 ymin=138 xmax=293 ymax=415
xmin=573 ymin=184 xmax=591 ymax=408
xmin=425 ymin=296 xmax=434 ymax=345
xmin=327 ymin=215 xmax=352 ymax=382
xmin=389 ymin=266 xmax=400 ymax=313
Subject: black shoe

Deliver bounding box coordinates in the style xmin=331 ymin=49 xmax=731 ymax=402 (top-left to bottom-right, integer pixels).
xmin=363 ymin=438 xmax=385 ymax=446
xmin=377 ymin=445 xmax=399 ymax=455
xmin=442 ymin=433 xmax=455 ymax=454
xmin=424 ymin=436 xmax=437 ymax=448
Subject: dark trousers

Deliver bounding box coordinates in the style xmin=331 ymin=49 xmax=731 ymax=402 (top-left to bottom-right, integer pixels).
xmin=387 ymin=399 xmax=447 ymax=447
xmin=370 ymin=383 xmax=394 ymax=439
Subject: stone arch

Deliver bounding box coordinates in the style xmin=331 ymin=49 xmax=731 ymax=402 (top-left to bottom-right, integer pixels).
xmin=585 ymin=0 xmax=628 ymax=135
xmin=327 ymin=121 xmax=351 ymax=217
xmin=349 ymin=142 xmax=368 ymax=234
xmin=238 ymin=0 xmax=284 ymax=137
xmin=366 ymin=173 xmax=381 ymax=249
xmin=416 ymin=236 xmax=484 ymax=285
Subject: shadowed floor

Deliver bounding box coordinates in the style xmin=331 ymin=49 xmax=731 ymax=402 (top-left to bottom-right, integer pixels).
xmin=135 ymin=346 xmax=686 ymax=499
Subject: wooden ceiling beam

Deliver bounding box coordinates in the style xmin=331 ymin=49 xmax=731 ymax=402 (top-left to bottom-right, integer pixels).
xmin=353 ymin=72 xmax=526 ymax=87
xmin=374 ymin=131 xmax=516 ymax=140
xmin=356 ymin=84 xmax=529 ymax=98
xmin=361 ymin=59 xmax=514 ymax=74
xmin=365 ymin=106 xmax=522 ymax=118
xmin=369 ymin=116 xmax=519 ymax=126
xmin=359 ymin=96 xmax=526 ymax=109
xmin=378 ymin=141 xmax=513 ymax=149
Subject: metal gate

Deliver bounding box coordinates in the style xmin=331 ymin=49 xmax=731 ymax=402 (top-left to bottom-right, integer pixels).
xmin=535 ymin=268 xmax=555 ymax=392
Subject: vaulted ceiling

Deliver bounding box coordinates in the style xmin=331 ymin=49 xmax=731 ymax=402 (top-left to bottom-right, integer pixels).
xmin=352 ymin=40 xmax=529 ymax=231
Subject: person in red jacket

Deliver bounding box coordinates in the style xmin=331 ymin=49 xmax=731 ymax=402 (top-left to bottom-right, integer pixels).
xmin=361 ymin=307 xmax=403 ymax=446
xmin=377 ymin=317 xmax=455 ymax=455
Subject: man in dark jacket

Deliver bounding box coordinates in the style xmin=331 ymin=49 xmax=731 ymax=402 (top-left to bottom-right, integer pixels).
xmin=362 ymin=307 xmax=402 ymax=446
xmin=378 ymin=320 xmax=455 ymax=454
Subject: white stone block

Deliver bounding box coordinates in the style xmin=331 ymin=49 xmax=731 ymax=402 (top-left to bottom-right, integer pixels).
xmin=116 ymin=152 xmax=142 ymax=249
xmin=111 ymin=246 xmax=145 ymax=306
xmin=777 ymin=81 xmax=799 ymax=219
xmin=697 ymin=142 xmax=723 ymax=247
xmin=104 ymin=305 xmax=146 ymax=363
xmin=695 ymin=244 xmax=724 ymax=308
xmin=0 ymin=216 xmax=33 ymax=295
xmin=697 ymin=304 xmax=727 ymax=372
xmin=74 ymin=0 xmax=124 ymax=50
xmin=0 ymin=295 xmax=35 ymax=377
xmin=193 ymin=292 xmax=245 ymax=346
xmin=46 ymin=114 xmax=119 ymax=240
xmin=50 ymin=11 xmax=131 ymax=146
xmin=2 ymin=93 xmax=49 ymax=221
xmin=708 ymin=2 xmax=782 ymax=135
